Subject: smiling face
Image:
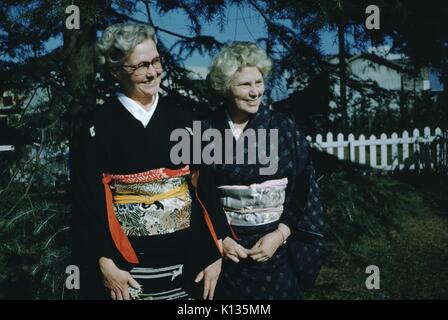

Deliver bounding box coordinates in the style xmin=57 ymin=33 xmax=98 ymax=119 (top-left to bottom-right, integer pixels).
xmin=227 ymin=66 xmax=265 ymax=122
xmin=114 ymin=38 xmax=162 ymax=106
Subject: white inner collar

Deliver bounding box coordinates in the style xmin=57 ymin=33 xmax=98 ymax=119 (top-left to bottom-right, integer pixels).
xmin=225 ymin=109 xmax=244 ymax=140
xmin=116 ymin=92 xmax=159 ymax=128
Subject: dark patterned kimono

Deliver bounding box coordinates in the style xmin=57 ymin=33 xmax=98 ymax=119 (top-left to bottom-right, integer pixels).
xmin=203 ymin=103 xmax=325 ymax=300
xmin=71 ymin=94 xmax=230 ymax=300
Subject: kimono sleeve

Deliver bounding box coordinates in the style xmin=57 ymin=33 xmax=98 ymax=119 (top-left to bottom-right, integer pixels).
xmin=187 ymin=115 xmax=231 ymax=241
xmin=71 ymin=114 xmax=115 ymax=265
xmin=281 ymin=119 xmax=326 ymax=289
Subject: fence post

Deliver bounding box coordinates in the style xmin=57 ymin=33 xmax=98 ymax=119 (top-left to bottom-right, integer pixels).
xmin=359 ymin=134 xmax=366 ymax=165
xmin=413 ymin=128 xmax=421 ymax=171
xmin=391 ymin=132 xmax=399 ymax=170
xmin=337 ymin=133 xmax=344 ymax=160
xmin=443 ymin=129 xmax=448 ymax=175
xmin=402 ymin=130 xmax=410 ymax=170
xmin=348 ymin=133 xmax=355 ymax=162
xmin=423 ymin=127 xmax=432 ymax=170
xmin=435 ymin=127 xmax=442 ymax=171
xmin=326 ymin=132 xmax=334 ymax=155
xmin=369 ymin=134 xmax=377 ymax=168
xmin=316 ymin=134 xmax=323 ymax=150
xmin=380 ymin=133 xmax=388 ymax=169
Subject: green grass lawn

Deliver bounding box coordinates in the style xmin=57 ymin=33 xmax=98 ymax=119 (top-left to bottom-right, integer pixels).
xmin=306 ymin=172 xmax=448 ymax=299
xmin=307 ymin=209 xmax=448 ymax=299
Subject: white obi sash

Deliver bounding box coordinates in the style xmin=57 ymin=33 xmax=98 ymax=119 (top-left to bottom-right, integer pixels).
xmin=218 ymin=178 xmax=288 ymax=226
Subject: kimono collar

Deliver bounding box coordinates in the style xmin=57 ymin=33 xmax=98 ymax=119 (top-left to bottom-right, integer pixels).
xmin=225 ymin=103 xmax=271 ymax=133
xmin=236 ymin=104 xmax=271 ymax=130
xmin=248 ymin=103 xmax=271 ymax=130
xmin=115 ymin=91 xmax=159 ymax=128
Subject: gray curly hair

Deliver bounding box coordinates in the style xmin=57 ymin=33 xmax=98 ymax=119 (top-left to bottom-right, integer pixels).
xmin=96 ymin=22 xmax=157 ymax=71
xmin=207 ymin=41 xmax=272 ymax=96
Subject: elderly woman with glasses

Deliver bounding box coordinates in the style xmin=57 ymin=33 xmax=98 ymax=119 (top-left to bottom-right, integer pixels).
xmin=203 ymin=42 xmax=326 ymax=299
xmin=72 ymin=22 xmax=230 ymax=300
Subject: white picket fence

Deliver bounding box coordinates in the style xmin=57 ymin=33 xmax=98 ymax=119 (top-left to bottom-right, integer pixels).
xmin=306 ymin=127 xmax=448 ymax=172
xmin=5 ymin=127 xmax=448 ymax=184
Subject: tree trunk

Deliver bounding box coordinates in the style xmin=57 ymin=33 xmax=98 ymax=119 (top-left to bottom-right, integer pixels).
xmin=400 ymin=75 xmax=406 ymax=128
xmin=338 ymin=20 xmax=348 ymax=133
xmin=62 ymin=0 xmax=98 ymax=114
xmin=62 ymin=0 xmax=99 ymax=180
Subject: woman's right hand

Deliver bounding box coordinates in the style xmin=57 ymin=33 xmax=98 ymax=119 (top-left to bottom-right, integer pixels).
xmin=99 ymin=257 xmax=141 ymax=300
xmin=222 ymin=237 xmax=248 ymax=263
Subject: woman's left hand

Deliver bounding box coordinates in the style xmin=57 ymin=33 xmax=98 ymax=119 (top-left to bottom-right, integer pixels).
xmin=194 ymin=258 xmax=222 ymax=300
xmin=247 ymin=231 xmax=284 ymax=262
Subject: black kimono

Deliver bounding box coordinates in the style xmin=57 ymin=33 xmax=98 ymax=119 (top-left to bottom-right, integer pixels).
xmin=71 ymin=94 xmax=230 ymax=300
xmin=203 ymin=103 xmax=326 ymax=300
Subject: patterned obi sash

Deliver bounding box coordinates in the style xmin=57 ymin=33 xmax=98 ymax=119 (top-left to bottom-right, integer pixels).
xmin=102 ymin=166 xmax=220 ymax=265
xmin=218 ymin=178 xmax=288 ymax=227
xmin=110 ymin=168 xmax=192 ymax=237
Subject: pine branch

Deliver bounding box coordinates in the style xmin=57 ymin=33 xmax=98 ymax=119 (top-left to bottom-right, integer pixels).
xmin=140 ymin=0 xmax=155 ymax=25
xmin=108 ymin=7 xmax=222 ymax=47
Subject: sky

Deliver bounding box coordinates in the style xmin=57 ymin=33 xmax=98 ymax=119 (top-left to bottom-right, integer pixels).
xmin=147 ymin=4 xmax=340 ymax=70
xmin=139 ymin=3 xmax=340 ymax=100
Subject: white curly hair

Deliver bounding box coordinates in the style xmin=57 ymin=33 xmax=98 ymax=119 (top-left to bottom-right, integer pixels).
xmin=207 ymin=41 xmax=272 ymax=96
xmin=96 ymin=22 xmax=157 ymax=71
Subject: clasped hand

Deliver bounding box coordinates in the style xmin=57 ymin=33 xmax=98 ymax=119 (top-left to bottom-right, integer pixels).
xmin=222 ymin=230 xmax=284 ymax=263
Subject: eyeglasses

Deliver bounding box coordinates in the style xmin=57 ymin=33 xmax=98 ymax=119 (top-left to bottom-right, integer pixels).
xmin=121 ymin=57 xmax=162 ymax=76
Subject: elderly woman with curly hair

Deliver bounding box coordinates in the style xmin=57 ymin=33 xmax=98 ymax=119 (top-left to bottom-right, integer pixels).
xmin=203 ymin=42 xmax=326 ymax=300
xmin=71 ymin=22 xmax=230 ymax=300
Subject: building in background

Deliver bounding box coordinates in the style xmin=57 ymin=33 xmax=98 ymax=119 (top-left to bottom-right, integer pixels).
xmin=275 ymin=46 xmax=445 ymax=134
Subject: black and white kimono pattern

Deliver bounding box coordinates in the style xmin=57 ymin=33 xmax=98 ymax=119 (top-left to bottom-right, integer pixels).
xmin=203 ymin=103 xmax=325 ymax=300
